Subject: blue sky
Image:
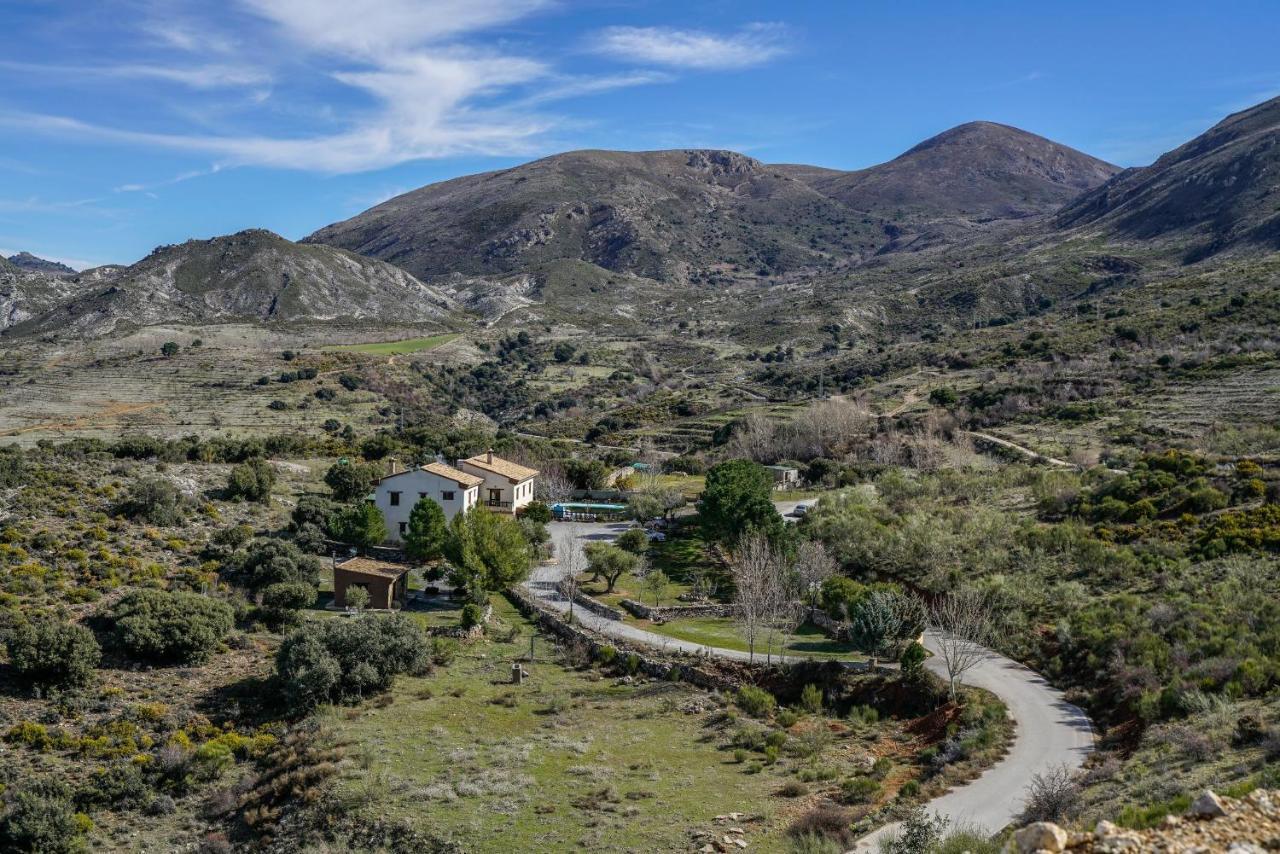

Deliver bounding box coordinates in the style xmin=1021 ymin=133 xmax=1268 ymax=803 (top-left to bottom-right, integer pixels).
xmin=2 ymin=0 xmax=1277 ymax=269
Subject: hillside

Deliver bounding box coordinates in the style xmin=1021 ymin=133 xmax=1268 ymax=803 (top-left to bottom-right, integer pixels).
xmin=304 ymin=148 xmax=888 ymax=286
xmin=785 ymin=121 xmax=1118 ymax=222
xmin=1057 ymin=95 xmax=1280 ymax=260
xmin=7 ymin=251 xmax=77 ymax=275
xmin=3 ymin=229 xmax=460 ymax=338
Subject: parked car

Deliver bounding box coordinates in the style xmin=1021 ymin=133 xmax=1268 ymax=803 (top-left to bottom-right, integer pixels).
xmin=646 ymin=530 xmax=667 ymax=542
xmin=792 ymin=503 xmax=810 ymax=517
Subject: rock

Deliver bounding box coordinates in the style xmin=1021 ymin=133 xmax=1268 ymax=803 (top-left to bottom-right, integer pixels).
xmin=1189 ymin=790 xmax=1228 ymax=819
xmin=1160 ymin=814 xmax=1181 ymax=827
xmin=1015 ymin=822 xmax=1068 ymax=853
xmin=1094 ymin=820 xmax=1121 ymax=837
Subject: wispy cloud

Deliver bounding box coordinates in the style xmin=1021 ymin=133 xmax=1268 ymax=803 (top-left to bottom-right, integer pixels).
xmin=4 ymin=1 xmax=771 ymax=174
xmin=0 ymin=59 xmax=270 ymax=90
xmin=590 ymin=23 xmax=789 ymax=70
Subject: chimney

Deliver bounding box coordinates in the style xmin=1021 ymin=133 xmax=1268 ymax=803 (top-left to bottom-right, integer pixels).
xmin=486 ymin=448 xmax=494 ymax=464
xmin=387 ymin=457 xmax=401 ymax=476
xmin=435 ymin=452 xmax=445 ymax=464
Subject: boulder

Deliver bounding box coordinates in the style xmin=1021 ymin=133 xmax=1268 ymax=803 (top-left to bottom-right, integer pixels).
xmin=1015 ymin=821 xmax=1068 ymax=853
xmin=1189 ymin=790 xmax=1228 ymax=819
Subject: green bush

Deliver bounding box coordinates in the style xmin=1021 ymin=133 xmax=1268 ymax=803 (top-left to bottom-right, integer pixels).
xmin=614 ymin=527 xmax=649 ymax=555
xmin=6 ymin=616 xmax=100 ymax=688
xmin=460 ymin=603 xmax=484 ymax=630
xmin=108 ymin=589 xmax=234 ymax=664
xmin=839 ymin=775 xmax=880 ymax=804
xmin=260 ymin=582 xmax=316 ymax=627
xmin=226 ymin=458 xmax=275 ymax=503
xmin=521 ymin=501 xmax=553 ymax=525
xmin=276 ymin=614 xmax=429 ymax=709
xmin=227 ymin=538 xmax=324 ymax=591
xmin=0 ymin=777 xmax=87 ymax=854
xmin=736 ymin=684 xmax=777 ymax=718
xmin=323 ymin=461 xmax=382 ymax=502
xmin=117 ymin=477 xmax=184 ymax=525
xmin=798 ymin=683 xmax=823 ymax=714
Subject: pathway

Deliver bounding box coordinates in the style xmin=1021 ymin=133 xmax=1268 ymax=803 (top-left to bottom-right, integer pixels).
xmin=525 ymin=519 xmax=1095 ymax=848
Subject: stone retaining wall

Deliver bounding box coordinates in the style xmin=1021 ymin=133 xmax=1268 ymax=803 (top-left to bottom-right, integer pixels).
xmin=506 ymin=586 xmax=740 ymax=692
xmin=558 ymin=583 xmax=625 ymax=621
xmin=810 ymin=609 xmax=853 ymax=641
xmin=619 ymin=599 xmax=739 ymax=621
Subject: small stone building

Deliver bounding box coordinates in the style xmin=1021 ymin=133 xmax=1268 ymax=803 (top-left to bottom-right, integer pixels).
xmin=333 ymin=557 xmax=409 ymax=610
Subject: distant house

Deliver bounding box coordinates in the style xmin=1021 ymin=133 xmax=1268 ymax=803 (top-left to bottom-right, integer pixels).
xmin=765 ymin=464 xmax=800 ymax=489
xmin=333 ymin=556 xmax=409 ymax=610
xmin=374 ymin=460 xmax=482 ymax=542
xmin=456 ymin=449 xmax=539 ymax=514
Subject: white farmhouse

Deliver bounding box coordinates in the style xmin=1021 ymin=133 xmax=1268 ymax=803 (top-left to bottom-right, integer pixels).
xmin=456 ymin=449 xmax=539 ymax=514
xmin=374 ymin=460 xmax=482 ymax=543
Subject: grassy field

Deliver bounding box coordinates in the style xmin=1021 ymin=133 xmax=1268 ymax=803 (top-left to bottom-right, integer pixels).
xmin=639 ymin=615 xmax=866 ymax=662
xmin=323 ymin=333 xmax=460 ymax=355
xmin=325 ymin=598 xmax=795 ymax=851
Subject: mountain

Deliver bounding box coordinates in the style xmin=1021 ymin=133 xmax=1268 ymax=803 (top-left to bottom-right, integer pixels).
xmin=5 ymin=229 xmax=459 ymax=338
xmin=307 ymin=127 xmax=1119 ymax=289
xmin=1 ymin=262 xmax=98 ymax=330
xmin=6 ymin=251 xmax=77 ymax=276
xmin=305 ymin=148 xmax=886 ymax=286
xmin=781 ymin=121 xmax=1119 ymax=222
xmin=1056 ymin=96 xmax=1280 ymax=261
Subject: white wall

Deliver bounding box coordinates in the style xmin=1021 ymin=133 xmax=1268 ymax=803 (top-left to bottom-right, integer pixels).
xmin=456 ymin=461 xmax=536 ymax=513
xmin=374 ymin=469 xmax=478 ymax=542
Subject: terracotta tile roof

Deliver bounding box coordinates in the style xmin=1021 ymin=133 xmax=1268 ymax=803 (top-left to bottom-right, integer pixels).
xmin=420 ymin=461 xmax=483 ymax=488
xmin=460 ymin=453 xmax=539 ymax=482
xmin=335 ymin=557 xmax=409 ymax=580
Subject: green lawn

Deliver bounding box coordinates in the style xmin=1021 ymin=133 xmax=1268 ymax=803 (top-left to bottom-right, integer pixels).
xmin=323 ymin=597 xmax=799 ymax=851
xmin=580 ymin=569 xmax=692 ymax=610
xmin=641 ymin=615 xmax=866 ymax=662
xmin=323 ymin=333 xmax=459 ymax=355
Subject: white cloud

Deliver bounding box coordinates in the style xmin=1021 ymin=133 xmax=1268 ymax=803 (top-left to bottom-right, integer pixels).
xmin=0 ymin=60 xmax=269 ymax=90
xmin=591 ymin=23 xmax=788 ymax=70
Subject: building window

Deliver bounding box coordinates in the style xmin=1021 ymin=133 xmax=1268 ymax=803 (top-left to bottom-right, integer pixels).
xmin=398 ymin=522 xmax=407 ymax=535
xmin=419 ymin=492 xmax=427 ymax=499
xmin=389 ymin=491 xmax=401 ymax=507
xmin=442 ymin=490 xmax=455 ymax=501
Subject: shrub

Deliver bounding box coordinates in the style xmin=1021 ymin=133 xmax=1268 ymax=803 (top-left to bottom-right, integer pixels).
xmin=0 ymin=777 xmax=86 ymax=854
xmin=521 ymin=501 xmax=553 ymax=525
xmin=260 ymin=582 xmax=316 ymax=627
xmin=275 ymin=615 xmax=428 ymax=709
xmin=777 ymin=780 xmax=809 ymax=798
xmin=6 ymin=616 xmax=100 ymax=688
xmin=798 ymin=683 xmax=823 ymax=714
xmin=76 ymin=763 xmax=148 ymax=809
xmin=227 ymin=538 xmax=323 ymax=591
xmin=1020 ymin=763 xmax=1081 ymax=823
xmin=323 ymin=461 xmax=382 ymax=502
xmin=736 ymin=685 xmax=777 ymax=718
xmin=839 ymin=776 xmax=880 ymax=804
xmin=109 ymin=589 xmax=235 ymax=664
xmin=882 ymin=807 xmax=949 ymax=854
xmin=899 ymin=641 xmax=927 ymax=680
xmin=225 ymin=459 xmax=275 ymax=503
xmin=897 ymin=780 xmax=920 ymax=799
xmin=404 ymin=498 xmax=448 ymax=563
xmin=118 ymin=477 xmax=184 ymax=525
xmin=614 ymin=527 xmax=649 ymax=555
xmin=460 ymin=603 xmax=484 ymax=630
xmin=787 ymin=805 xmax=855 ymax=848
xmin=330 ymin=503 xmax=387 ymax=550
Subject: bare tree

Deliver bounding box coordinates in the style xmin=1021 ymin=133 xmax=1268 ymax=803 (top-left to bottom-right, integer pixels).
xmin=727 ymin=412 xmax=780 ymax=463
xmin=794 ymin=540 xmax=837 ymax=616
xmin=729 ymin=533 xmax=776 ymax=664
xmin=537 ymin=464 xmax=574 ymax=503
xmin=792 ymin=397 xmax=870 ymax=459
xmin=558 ymin=524 xmax=584 ymax=623
xmin=930 ymin=587 xmax=997 ymax=701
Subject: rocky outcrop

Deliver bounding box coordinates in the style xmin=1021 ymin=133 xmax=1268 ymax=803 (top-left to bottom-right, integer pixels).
xmin=1008 ymin=789 xmax=1280 ymax=853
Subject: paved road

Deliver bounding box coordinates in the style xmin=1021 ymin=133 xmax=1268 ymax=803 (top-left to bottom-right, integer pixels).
xmin=528 ymin=520 xmax=1095 ymax=847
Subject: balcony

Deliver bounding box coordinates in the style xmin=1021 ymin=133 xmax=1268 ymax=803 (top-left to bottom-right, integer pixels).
xmin=486 ymin=499 xmax=513 ymax=510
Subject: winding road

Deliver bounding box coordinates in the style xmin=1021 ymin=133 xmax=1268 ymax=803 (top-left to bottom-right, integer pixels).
xmin=525 ymin=518 xmax=1095 ymax=846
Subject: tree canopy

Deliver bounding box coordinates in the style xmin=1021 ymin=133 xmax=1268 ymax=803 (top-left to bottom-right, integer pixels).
xmin=444 ymin=508 xmax=532 ymax=600
xmin=404 ymin=497 xmax=448 ymax=563
xmin=699 ymin=459 xmax=783 ymax=545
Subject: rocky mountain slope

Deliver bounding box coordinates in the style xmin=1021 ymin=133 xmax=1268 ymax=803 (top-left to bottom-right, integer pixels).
xmin=4 ymin=230 xmax=459 ymax=338
xmin=308 ymin=125 xmax=1119 ymax=285
xmin=7 ymin=251 xmax=77 ymax=275
xmin=304 ymin=148 xmax=889 ymax=286
xmin=1057 ymin=95 xmax=1280 ymax=260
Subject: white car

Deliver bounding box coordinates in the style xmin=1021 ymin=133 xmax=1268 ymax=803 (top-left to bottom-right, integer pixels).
xmin=792 ymin=503 xmax=810 ymax=517
xmin=646 ymin=530 xmax=667 ymax=542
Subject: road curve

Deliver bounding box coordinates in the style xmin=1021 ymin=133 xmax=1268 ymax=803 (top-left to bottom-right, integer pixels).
xmin=527 ymin=521 xmax=1095 ymax=847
